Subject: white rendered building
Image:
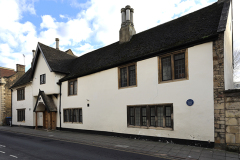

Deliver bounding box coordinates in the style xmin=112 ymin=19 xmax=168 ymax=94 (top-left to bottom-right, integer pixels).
xmin=11 ymin=1 xmax=233 ymax=148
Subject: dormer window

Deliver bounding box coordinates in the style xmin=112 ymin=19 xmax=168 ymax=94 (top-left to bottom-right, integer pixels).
xmin=40 ymin=74 xmax=46 ymax=84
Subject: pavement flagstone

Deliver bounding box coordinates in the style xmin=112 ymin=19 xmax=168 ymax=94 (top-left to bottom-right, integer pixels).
xmin=0 ymin=126 xmax=239 ymax=160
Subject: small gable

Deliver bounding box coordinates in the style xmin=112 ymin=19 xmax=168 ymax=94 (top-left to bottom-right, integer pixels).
xmin=34 ymin=90 xmax=57 ymax=112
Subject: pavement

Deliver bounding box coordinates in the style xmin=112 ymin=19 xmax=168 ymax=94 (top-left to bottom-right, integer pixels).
xmin=0 ymin=126 xmax=239 ymax=160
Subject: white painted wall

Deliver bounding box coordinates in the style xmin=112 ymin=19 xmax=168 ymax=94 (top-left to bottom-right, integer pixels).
xmin=32 ymin=52 xmax=65 ymax=96
xmin=61 ymin=42 xmax=214 ymax=142
xmin=224 ymin=3 xmax=233 ymax=89
xmin=12 ymin=84 xmax=35 ymax=126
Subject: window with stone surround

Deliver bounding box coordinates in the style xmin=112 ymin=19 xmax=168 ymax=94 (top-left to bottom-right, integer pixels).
xmin=159 ymin=49 xmax=188 ymax=83
xmin=118 ymin=63 xmax=137 ymax=88
xmin=17 ymin=109 xmax=25 ymax=122
xmin=68 ymin=79 xmax=77 ymax=96
xmin=127 ymin=104 xmax=173 ymax=130
xmin=40 ymin=74 xmax=46 ymax=84
xmin=17 ymin=88 xmax=25 ymax=101
xmin=63 ymin=108 xmax=82 ymax=123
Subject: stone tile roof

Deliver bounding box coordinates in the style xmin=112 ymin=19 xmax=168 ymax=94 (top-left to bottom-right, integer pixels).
xmin=60 ymin=1 xmax=225 ymax=82
xmin=33 ymin=90 xmax=57 ymax=112
xmin=217 ymin=0 xmax=231 ymax=32
xmin=11 ymin=1 xmax=229 ymax=87
xmin=10 ymin=68 xmax=32 ymax=88
xmin=37 ymin=42 xmax=76 ymax=74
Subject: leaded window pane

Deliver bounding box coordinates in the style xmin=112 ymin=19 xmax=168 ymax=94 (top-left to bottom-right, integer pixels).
xmin=79 ymin=109 xmax=82 ymax=122
xmin=69 ymin=82 xmax=73 ymax=95
xmin=64 ymin=110 xmax=67 ymax=122
xmin=135 ymin=107 xmax=140 ymax=126
xmin=73 ymin=109 xmax=77 ymax=122
xmin=165 ymin=106 xmax=171 ymax=127
xmin=162 ymin=56 xmax=172 ymax=81
xmin=40 ymin=75 xmax=43 ymax=84
xmin=73 ymin=81 xmax=77 ymax=95
xmin=150 ymin=107 xmax=155 ymax=126
xmin=76 ymin=109 xmax=79 ymax=122
xmin=43 ymin=74 xmax=46 ymax=83
xmin=157 ymin=107 xmax=163 ymax=127
xmin=174 ymin=53 xmax=185 ymax=79
xmin=120 ymin=67 xmax=127 ymax=87
xmin=17 ymin=109 xmax=25 ymax=121
xmin=142 ymin=107 xmax=147 ymax=126
xmin=130 ymin=107 xmax=134 ymax=125
xmin=128 ymin=65 xmax=136 ymax=86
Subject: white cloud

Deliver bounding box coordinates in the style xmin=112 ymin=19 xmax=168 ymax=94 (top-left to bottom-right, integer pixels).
xmin=75 ymin=43 xmax=94 ymax=56
xmin=38 ymin=15 xmax=93 ymax=47
xmin=0 ymin=0 xmax=37 ymax=70
xmin=1 ymin=0 xmax=240 ymax=73
xmin=74 ymin=0 xmax=216 ymax=46
xmin=40 ymin=15 xmax=58 ymax=29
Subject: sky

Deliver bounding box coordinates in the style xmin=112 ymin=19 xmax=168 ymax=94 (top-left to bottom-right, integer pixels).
xmin=0 ymin=0 xmax=239 ymax=73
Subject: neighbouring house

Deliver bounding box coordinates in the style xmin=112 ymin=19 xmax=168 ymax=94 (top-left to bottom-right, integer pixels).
xmin=11 ymin=0 xmax=237 ymax=150
xmin=0 ymin=65 xmax=25 ymax=125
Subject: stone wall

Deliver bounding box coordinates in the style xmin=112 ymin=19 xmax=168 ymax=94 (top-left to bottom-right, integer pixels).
xmin=0 ymin=64 xmax=25 ymax=125
xmin=224 ymin=90 xmax=240 ymax=151
xmin=213 ymin=33 xmax=226 ymax=149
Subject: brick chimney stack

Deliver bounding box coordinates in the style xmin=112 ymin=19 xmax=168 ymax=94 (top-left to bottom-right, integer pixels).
xmin=119 ymin=5 xmax=136 ymax=43
xmin=16 ymin=64 xmax=25 ymax=73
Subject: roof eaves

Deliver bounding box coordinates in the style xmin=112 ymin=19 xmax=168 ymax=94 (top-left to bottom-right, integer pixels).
xmin=59 ymin=34 xmax=219 ymax=82
xmin=217 ymin=0 xmax=231 ymax=32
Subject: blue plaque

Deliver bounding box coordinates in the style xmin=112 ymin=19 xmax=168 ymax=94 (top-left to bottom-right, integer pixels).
xmin=186 ymin=99 xmax=194 ymax=106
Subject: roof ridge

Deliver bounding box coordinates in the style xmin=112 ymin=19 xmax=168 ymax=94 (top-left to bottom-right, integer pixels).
xmin=132 ymin=2 xmax=218 ymax=36
xmin=10 ymin=68 xmax=32 ymax=89
xmin=73 ymin=2 xmax=219 ymax=61
xmin=38 ymin=42 xmax=77 ymax=58
xmin=60 ymin=1 xmax=224 ymax=82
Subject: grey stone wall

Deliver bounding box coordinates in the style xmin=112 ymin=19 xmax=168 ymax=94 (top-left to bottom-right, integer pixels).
xmin=213 ymin=33 xmax=226 ymax=149
xmin=224 ymin=91 xmax=240 ymax=151
xmin=0 ymin=69 xmax=25 ymax=125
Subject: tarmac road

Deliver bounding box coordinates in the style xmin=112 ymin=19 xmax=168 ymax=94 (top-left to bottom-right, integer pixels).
xmin=0 ymin=130 xmax=168 ymax=160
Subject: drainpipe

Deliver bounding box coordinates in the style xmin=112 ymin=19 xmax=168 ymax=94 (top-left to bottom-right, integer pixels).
xmin=11 ymin=89 xmax=12 ymax=127
xmin=58 ymin=82 xmax=62 ymax=130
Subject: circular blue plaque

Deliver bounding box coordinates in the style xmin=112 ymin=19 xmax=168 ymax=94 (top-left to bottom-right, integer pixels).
xmin=186 ymin=99 xmax=194 ymax=106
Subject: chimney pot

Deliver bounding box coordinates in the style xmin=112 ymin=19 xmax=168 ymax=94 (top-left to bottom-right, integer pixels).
xmin=55 ymin=38 xmax=59 ymax=50
xmin=32 ymin=50 xmax=36 ymax=58
xmin=119 ymin=5 xmax=136 ymax=43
